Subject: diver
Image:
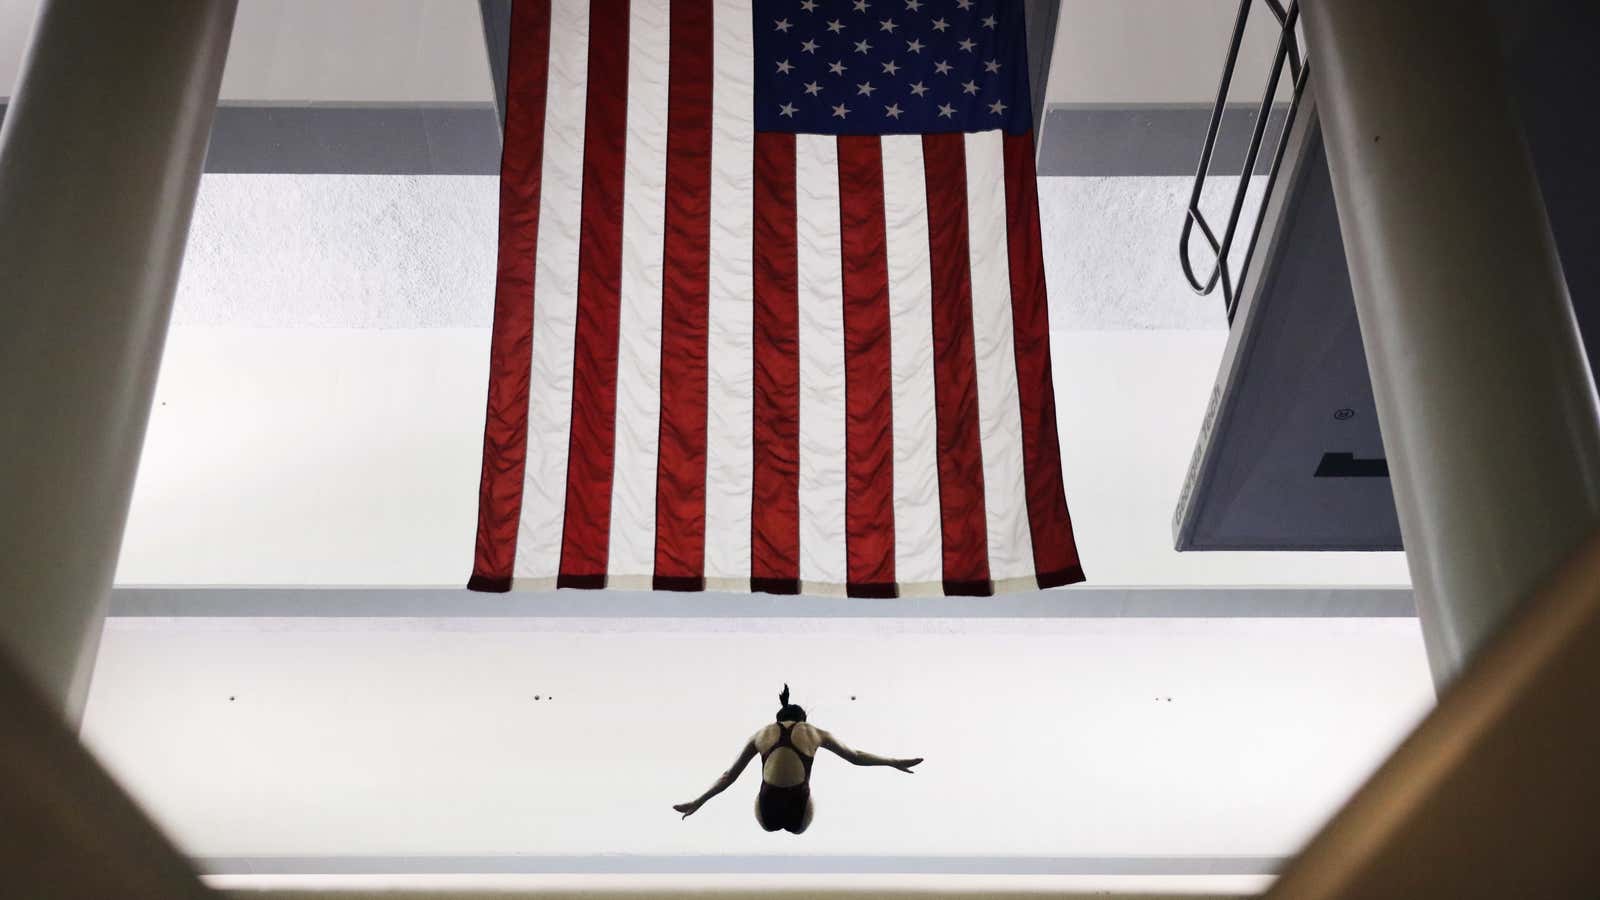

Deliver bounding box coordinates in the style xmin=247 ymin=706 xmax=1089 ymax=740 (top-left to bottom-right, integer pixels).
xmin=673 ymin=685 xmax=923 ymax=834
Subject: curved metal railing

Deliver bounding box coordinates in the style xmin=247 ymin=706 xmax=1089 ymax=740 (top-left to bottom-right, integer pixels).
xmin=1180 ymin=0 xmax=1311 ymax=324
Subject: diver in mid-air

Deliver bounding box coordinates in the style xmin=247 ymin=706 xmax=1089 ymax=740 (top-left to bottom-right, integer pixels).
xmin=673 ymin=685 xmax=923 ymax=834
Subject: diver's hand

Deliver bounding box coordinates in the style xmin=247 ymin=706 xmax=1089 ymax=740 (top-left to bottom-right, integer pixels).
xmin=892 ymin=757 xmax=923 ymax=773
xmin=674 ymin=800 xmax=702 ymax=818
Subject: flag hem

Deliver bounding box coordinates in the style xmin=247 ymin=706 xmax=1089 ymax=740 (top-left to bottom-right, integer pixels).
xmin=469 ymin=568 xmax=1087 ymax=597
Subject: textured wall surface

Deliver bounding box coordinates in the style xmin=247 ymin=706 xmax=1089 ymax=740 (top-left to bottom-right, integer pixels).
xmin=1039 ymin=175 xmax=1262 ymax=330
xmin=173 ymin=174 xmax=1257 ymax=331
xmin=175 ymin=176 xmax=499 ymax=328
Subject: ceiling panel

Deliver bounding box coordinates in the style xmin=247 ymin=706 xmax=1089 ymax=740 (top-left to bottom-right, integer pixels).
xmin=1045 ymin=0 xmax=1292 ymax=105
xmin=222 ymin=0 xmax=494 ymax=103
xmin=0 ymin=0 xmax=494 ymax=103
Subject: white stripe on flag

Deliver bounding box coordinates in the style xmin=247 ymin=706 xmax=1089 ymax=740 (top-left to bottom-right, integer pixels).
xmin=964 ymin=129 xmax=1036 ymax=584
xmin=882 ymin=134 xmax=944 ymax=591
xmin=703 ymin=0 xmax=757 ymax=589
xmin=516 ymin=0 xmax=590 ymax=579
xmin=604 ymin=0 xmax=670 ymax=583
xmin=795 ymin=134 xmax=848 ymax=593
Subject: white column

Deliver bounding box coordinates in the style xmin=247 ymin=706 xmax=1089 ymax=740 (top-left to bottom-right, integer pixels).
xmin=1304 ymin=0 xmax=1600 ymax=686
xmin=0 ymin=1 xmax=237 ymax=723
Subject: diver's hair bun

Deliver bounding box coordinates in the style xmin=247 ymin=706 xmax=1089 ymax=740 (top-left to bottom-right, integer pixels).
xmin=779 ymin=684 xmax=791 ymax=707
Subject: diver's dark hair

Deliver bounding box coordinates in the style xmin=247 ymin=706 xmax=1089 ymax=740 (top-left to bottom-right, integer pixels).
xmin=776 ymin=683 xmax=807 ymax=722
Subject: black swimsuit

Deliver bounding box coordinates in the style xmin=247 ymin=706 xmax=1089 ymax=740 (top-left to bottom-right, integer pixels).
xmin=757 ymin=723 xmax=814 ymax=833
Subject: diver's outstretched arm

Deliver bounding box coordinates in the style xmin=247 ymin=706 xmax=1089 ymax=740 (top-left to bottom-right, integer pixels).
xmin=820 ymin=730 xmax=922 ymax=773
xmin=674 ymin=740 xmax=758 ymax=818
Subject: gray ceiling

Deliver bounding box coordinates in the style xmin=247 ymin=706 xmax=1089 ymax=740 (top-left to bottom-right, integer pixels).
xmin=0 ymin=0 xmax=495 ymax=103
xmin=1 ymin=0 xmax=1286 ymax=179
xmin=2 ymin=0 xmax=1276 ymax=106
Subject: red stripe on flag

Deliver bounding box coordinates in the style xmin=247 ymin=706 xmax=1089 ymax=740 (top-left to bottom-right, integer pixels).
xmin=921 ymin=133 xmax=992 ymax=596
xmin=469 ymin=0 xmax=553 ymax=593
xmin=1003 ymin=132 xmax=1083 ymax=587
xmin=836 ymin=136 xmax=897 ymax=597
xmin=652 ymin=0 xmax=715 ymax=592
xmin=751 ymin=132 xmax=802 ymax=595
xmin=558 ymin=0 xmax=631 ymax=589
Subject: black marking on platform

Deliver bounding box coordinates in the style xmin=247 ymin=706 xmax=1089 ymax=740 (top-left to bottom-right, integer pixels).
xmin=1314 ymin=452 xmax=1390 ymax=478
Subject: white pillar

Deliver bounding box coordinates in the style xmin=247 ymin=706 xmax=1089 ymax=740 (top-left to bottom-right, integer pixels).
xmin=0 ymin=1 xmax=237 ymax=724
xmin=1303 ymin=0 xmax=1600 ymax=686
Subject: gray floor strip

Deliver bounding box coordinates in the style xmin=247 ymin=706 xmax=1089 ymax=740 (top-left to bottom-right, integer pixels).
xmin=1038 ymin=104 xmax=1289 ymax=176
xmin=204 ymin=104 xmax=502 ymax=175
xmin=0 ymin=102 xmax=501 ymax=175
xmin=109 ymin=586 xmax=1413 ymax=618
xmin=196 ymin=854 xmax=1285 ymax=876
xmin=4 ymin=102 xmax=1283 ymax=177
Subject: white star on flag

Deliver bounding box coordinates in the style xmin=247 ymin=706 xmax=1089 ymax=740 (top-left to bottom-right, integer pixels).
xmin=982 ymin=15 xmax=997 ymax=28
xmin=800 ymin=0 xmax=818 ymax=10
xmin=776 ymin=59 xmax=793 ymax=74
xmin=879 ymin=18 xmax=897 ymax=32
xmin=803 ymin=80 xmax=823 ymax=95
xmin=852 ymin=0 xmax=869 ymax=11
xmin=905 ymin=38 xmax=924 ymax=52
xmin=983 ymin=59 xmax=1001 ymax=73
xmin=988 ymin=99 xmax=1007 ymax=114
xmin=801 ymin=39 xmax=818 ymax=53
xmin=774 ymin=18 xmax=792 ymax=32
xmin=908 ymin=80 xmax=928 ymax=96
xmin=958 ymin=38 xmax=976 ymax=52
xmin=937 ymin=102 xmax=956 ymax=117
xmin=956 ymin=0 xmax=973 ymax=9
xmin=832 ymin=103 xmax=850 ymax=118
xmin=961 ymin=79 xmax=979 ymax=94
xmin=933 ymin=59 xmax=952 ymax=74
xmin=857 ymin=81 xmax=876 ymax=96
xmin=854 ymin=38 xmax=872 ymax=53
xmin=884 ymin=103 xmax=903 ymax=118
xmin=827 ymin=18 xmax=845 ymax=32
xmin=905 ymin=0 xmax=922 ymax=9
xmin=779 ymin=102 xmax=798 ymax=117
xmin=828 ymin=60 xmax=847 ymax=74
xmin=931 ymin=17 xmax=949 ymax=31
xmin=881 ymin=60 xmax=900 ymax=75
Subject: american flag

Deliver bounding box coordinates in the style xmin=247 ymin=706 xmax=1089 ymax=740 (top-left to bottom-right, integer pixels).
xmin=470 ymin=0 xmax=1083 ymax=597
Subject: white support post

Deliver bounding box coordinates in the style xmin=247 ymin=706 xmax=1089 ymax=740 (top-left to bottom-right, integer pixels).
xmin=0 ymin=1 xmax=237 ymax=724
xmin=1303 ymin=0 xmax=1600 ymax=686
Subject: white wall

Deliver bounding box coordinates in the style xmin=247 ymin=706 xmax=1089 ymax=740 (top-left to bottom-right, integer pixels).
xmin=115 ymin=327 xmax=1410 ymax=587
xmin=82 ymin=616 xmax=1433 ymax=861
xmin=118 ymin=328 xmax=488 ymax=587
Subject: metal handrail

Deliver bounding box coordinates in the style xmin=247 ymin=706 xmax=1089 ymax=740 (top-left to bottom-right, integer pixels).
xmin=1179 ymin=0 xmax=1310 ymax=324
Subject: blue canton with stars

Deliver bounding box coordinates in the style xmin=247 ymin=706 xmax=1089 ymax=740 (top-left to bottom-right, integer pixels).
xmin=753 ymin=0 xmax=1032 ymax=136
